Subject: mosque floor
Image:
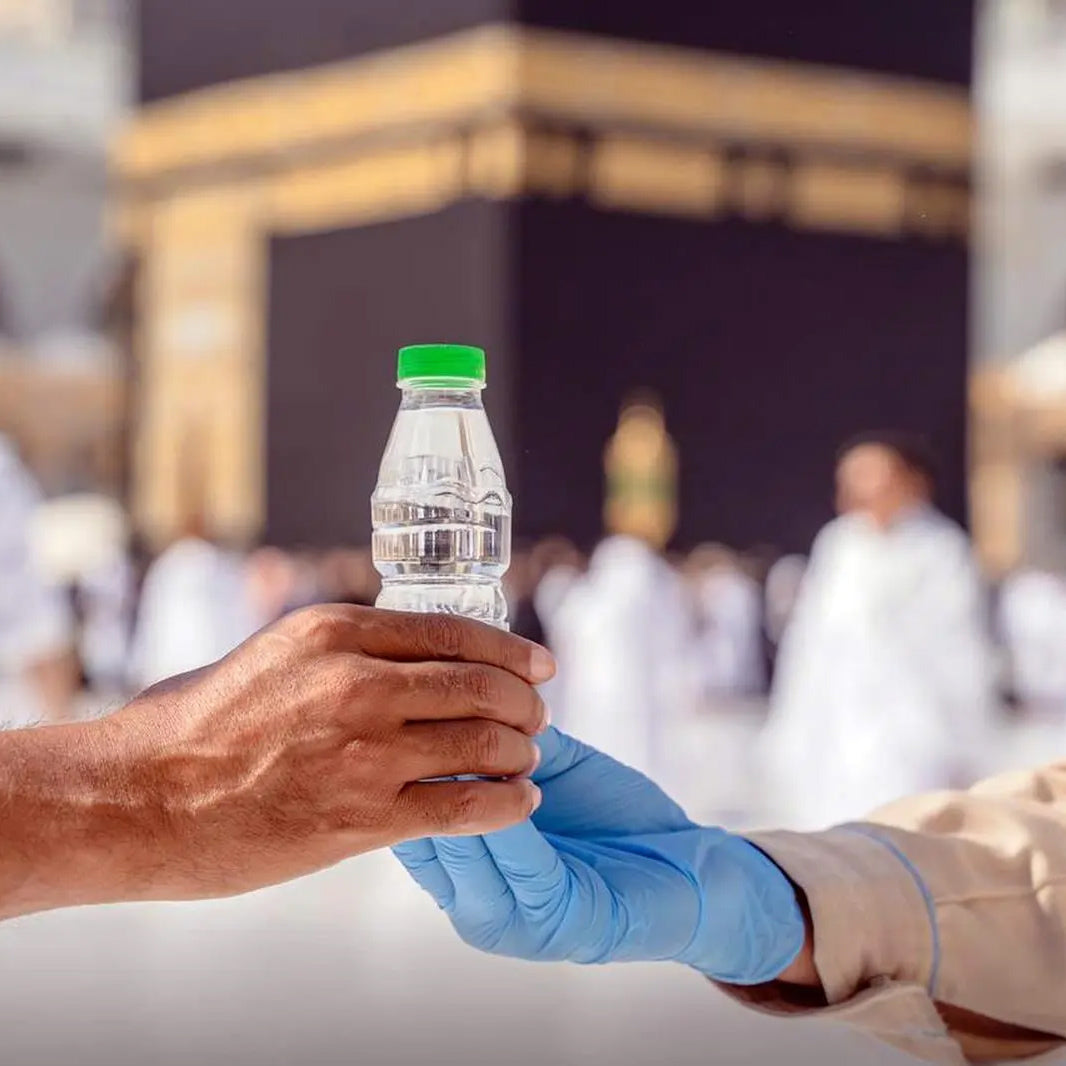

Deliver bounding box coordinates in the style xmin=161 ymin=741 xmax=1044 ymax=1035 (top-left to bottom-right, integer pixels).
xmin=0 ymin=849 xmax=919 ymax=1066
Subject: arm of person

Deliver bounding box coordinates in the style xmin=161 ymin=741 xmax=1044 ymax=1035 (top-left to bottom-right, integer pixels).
xmin=876 ymin=528 xmax=999 ymax=765
xmin=0 ymin=605 xmax=553 ymax=922
xmin=396 ymin=730 xmax=1066 ymax=1066
xmin=738 ymin=762 xmax=1066 ymax=1063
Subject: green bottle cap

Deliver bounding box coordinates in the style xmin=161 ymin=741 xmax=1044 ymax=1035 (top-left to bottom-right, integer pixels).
xmin=397 ymin=344 xmax=486 ymax=384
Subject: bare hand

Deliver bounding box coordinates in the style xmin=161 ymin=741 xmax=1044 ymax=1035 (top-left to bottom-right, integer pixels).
xmin=0 ymin=605 xmax=554 ymax=918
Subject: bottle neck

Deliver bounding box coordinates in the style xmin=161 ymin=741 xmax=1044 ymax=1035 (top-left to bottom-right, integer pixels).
xmin=399 ymin=379 xmax=485 ymax=410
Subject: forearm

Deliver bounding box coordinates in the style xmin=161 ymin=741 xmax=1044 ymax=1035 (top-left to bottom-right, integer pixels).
xmin=733 ymin=766 xmax=1066 ymax=1059
xmin=862 ymin=769 xmax=1066 ymax=1040
xmin=0 ymin=718 xmax=151 ymax=921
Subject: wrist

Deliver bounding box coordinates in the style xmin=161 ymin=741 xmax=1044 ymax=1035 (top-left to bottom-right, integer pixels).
xmin=0 ymin=715 xmax=156 ymax=920
xmin=774 ymin=888 xmax=820 ymax=987
xmin=681 ymin=834 xmax=808 ymax=985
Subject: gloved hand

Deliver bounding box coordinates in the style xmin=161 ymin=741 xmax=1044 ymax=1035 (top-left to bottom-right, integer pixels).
xmin=394 ymin=728 xmax=805 ymax=985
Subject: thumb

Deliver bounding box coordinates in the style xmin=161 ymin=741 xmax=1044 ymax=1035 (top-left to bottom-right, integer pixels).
xmin=532 ymin=726 xmax=593 ymax=783
xmin=483 ymin=820 xmax=569 ymax=911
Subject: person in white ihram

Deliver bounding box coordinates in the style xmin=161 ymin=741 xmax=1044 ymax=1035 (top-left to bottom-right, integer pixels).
xmin=997 ymin=567 xmax=1066 ymax=712
xmin=127 ymin=514 xmax=261 ymax=690
xmin=689 ymin=545 xmax=766 ymax=698
xmin=554 ymin=533 xmax=696 ymax=782
xmin=0 ymin=434 xmax=75 ymax=724
xmin=764 ymin=432 xmax=996 ymax=829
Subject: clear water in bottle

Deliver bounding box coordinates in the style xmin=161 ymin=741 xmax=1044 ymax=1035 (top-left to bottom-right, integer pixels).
xmin=372 ymin=344 xmax=511 ymax=630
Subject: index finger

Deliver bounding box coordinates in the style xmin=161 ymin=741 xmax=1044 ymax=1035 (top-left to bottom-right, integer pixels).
xmin=335 ymin=606 xmax=557 ymax=684
xmin=483 ymin=821 xmax=568 ymax=908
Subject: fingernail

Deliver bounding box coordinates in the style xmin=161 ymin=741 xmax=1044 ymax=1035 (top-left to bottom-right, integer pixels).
xmin=530 ymin=743 xmax=542 ymax=770
xmin=529 ymin=783 xmax=543 ymax=812
xmin=533 ymin=697 xmax=551 ymax=735
xmin=529 ymin=645 xmax=556 ymax=684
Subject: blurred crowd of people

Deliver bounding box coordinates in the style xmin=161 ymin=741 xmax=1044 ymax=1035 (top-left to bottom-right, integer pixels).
xmin=6 ymin=429 xmax=1066 ymax=829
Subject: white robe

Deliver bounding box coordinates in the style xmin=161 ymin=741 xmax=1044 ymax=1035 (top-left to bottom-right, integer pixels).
xmin=997 ymin=569 xmax=1066 ymax=712
xmin=128 ymin=538 xmax=260 ymax=690
xmin=531 ymin=561 xmax=582 ymax=729
xmin=550 ymin=535 xmax=697 ymax=781
xmin=694 ymin=567 xmax=766 ymax=697
xmin=764 ymin=507 xmax=997 ymax=829
xmin=79 ymin=555 xmax=134 ymax=693
xmin=0 ymin=438 xmax=72 ymax=726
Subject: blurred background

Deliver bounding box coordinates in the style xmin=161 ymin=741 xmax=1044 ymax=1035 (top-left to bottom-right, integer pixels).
xmin=3 ymin=2 xmax=1066 ymax=1062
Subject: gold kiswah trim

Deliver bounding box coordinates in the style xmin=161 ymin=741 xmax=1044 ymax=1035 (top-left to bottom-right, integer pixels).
xmin=115 ymin=25 xmax=972 ymax=183
xmin=117 ymin=126 xmax=969 ymax=240
xmin=789 ymin=161 xmax=907 ymax=236
xmin=114 ymin=26 xmax=972 ymax=243
xmin=516 ymin=31 xmax=970 ymax=170
xmin=589 ymin=137 xmax=727 ymax=216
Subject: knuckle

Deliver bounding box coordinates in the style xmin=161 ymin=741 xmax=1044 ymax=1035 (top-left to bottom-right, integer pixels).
xmin=418 ymin=613 xmax=466 ymax=660
xmin=445 ymin=782 xmax=487 ymax=832
xmin=343 ymin=735 xmax=391 ymax=782
xmin=364 ymin=660 xmax=404 ymax=700
xmin=425 ymin=721 xmax=500 ymax=771
xmin=470 ymin=722 xmax=501 ymax=767
xmin=464 ymin=665 xmax=496 ymax=706
xmin=315 ymin=657 xmax=388 ymax=716
xmin=288 ymin=606 xmax=342 ymax=653
xmin=317 ymin=659 xmax=361 ymax=703
xmin=395 ymin=721 xmax=436 ymax=769
xmin=418 ymin=663 xmax=455 ymax=704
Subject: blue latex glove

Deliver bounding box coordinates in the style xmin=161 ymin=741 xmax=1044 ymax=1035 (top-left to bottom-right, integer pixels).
xmin=394 ymin=728 xmax=805 ymax=985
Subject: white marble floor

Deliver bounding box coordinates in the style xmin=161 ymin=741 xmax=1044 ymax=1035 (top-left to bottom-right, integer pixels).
xmin=3 ymin=696 xmax=1064 ymax=1065
xmin=0 ymin=851 xmax=917 ymax=1066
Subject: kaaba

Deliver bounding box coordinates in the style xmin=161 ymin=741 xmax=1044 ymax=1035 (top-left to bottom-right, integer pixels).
xmin=118 ymin=1 xmax=974 ymax=554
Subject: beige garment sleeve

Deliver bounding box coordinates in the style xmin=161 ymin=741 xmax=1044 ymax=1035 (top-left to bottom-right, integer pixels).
xmin=722 ymin=763 xmax=1066 ymax=1063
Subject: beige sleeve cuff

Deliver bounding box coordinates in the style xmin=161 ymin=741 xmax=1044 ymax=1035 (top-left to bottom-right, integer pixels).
xmin=743 ymin=826 xmax=938 ymax=1005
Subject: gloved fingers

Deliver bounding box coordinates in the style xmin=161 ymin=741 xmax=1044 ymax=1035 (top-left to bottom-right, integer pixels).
xmin=533 ymin=729 xmax=693 ymax=837
xmin=392 ymin=839 xmax=455 ymax=910
xmin=431 ymin=835 xmax=511 ymax=904
xmin=483 ymin=820 xmax=569 ymax=909
xmin=532 ymin=726 xmax=592 ymax=783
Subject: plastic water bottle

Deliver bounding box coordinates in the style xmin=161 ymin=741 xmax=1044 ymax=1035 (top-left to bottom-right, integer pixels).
xmin=372 ymin=344 xmax=512 ymax=629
